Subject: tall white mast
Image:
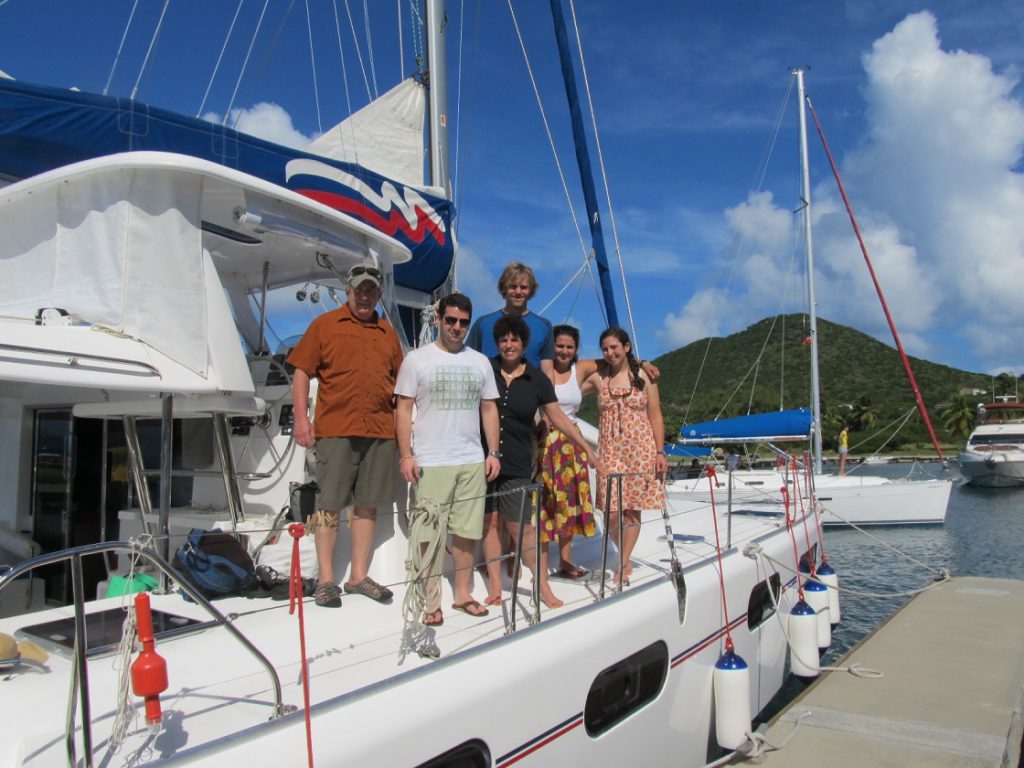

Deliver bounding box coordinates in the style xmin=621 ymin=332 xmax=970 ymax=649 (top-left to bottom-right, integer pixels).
xmin=795 ymin=68 xmax=824 ymax=473
xmin=424 ymin=0 xmax=450 ymax=198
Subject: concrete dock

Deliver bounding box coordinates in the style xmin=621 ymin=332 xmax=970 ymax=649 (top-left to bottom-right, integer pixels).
xmin=741 ymin=576 xmax=1024 ymax=767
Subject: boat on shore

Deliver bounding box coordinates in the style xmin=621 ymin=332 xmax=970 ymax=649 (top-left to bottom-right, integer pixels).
xmin=0 ymin=3 xmax=833 ymax=766
xmin=958 ymin=400 xmax=1024 ymax=487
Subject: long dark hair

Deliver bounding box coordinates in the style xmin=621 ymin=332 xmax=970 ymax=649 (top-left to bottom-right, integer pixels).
xmin=599 ymin=326 xmax=644 ymax=391
xmin=553 ymin=324 xmax=580 ymax=363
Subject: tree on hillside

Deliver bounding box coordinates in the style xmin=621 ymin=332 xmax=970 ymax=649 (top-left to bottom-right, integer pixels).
xmin=995 ymin=372 xmax=1017 ymax=398
xmin=850 ymin=394 xmax=878 ymax=432
xmin=942 ymin=393 xmax=975 ymax=440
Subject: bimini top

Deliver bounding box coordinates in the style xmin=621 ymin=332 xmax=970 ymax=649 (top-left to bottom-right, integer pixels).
xmin=679 ymin=408 xmax=813 ymax=445
xmin=0 ymin=152 xmax=411 ymax=394
xmin=0 ymin=77 xmax=452 ymax=293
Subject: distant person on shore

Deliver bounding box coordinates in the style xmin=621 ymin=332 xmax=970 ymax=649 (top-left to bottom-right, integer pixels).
xmin=838 ymin=424 xmax=850 ymax=475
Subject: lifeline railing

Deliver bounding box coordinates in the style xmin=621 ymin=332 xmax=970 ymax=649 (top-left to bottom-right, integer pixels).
xmin=0 ymin=542 xmax=289 ymax=768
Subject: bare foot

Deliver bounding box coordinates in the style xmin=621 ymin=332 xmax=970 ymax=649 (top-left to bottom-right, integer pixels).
xmin=484 ymin=593 xmax=503 ymax=606
xmin=540 ymin=589 xmax=564 ymax=609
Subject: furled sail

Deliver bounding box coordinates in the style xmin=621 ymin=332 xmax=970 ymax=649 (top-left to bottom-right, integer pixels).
xmin=304 ymin=78 xmax=431 ymax=192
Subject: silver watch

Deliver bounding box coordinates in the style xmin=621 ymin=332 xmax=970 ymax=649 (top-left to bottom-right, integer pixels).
xmin=488 ymin=450 xmax=502 ymax=459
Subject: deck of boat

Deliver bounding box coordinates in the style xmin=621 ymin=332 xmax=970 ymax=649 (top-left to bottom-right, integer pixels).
xmin=741 ymin=576 xmax=1024 ymax=767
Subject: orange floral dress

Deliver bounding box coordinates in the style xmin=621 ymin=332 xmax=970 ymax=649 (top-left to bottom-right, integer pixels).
xmin=596 ymin=376 xmax=665 ymax=513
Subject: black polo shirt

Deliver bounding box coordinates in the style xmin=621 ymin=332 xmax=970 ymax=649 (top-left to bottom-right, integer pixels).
xmin=490 ymin=357 xmax=557 ymax=478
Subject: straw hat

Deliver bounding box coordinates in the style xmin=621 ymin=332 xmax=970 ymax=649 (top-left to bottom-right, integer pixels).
xmin=0 ymin=632 xmax=48 ymax=667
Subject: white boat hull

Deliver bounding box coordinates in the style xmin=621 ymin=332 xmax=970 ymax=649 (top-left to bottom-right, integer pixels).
xmin=958 ymin=451 xmax=1024 ymax=487
xmin=666 ymin=470 xmax=952 ymax=526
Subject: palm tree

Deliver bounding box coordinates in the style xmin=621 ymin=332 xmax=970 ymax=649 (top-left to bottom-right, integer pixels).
xmin=942 ymin=393 xmax=975 ymax=440
xmin=850 ymin=394 xmax=878 ymax=432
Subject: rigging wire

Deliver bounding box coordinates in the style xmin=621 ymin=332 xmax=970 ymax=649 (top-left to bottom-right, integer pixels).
xmin=104 ymin=0 xmax=141 ymax=96
xmin=567 ymin=0 xmax=635 ymax=346
xmin=342 ymin=0 xmax=374 ymax=101
xmin=506 ymin=0 xmax=606 ymax=325
xmin=452 ymin=0 xmax=481 ymax=234
xmin=362 ymin=0 xmax=380 ymax=99
xmin=197 ymin=0 xmax=245 ymax=117
xmin=304 ymin=0 xmax=323 ymax=134
xmin=129 ymin=0 xmax=171 ymax=101
xmin=331 ymin=0 xmax=356 ymax=147
xmin=223 ymin=0 xmax=271 ymax=127
xmin=681 ymin=79 xmax=795 ymax=424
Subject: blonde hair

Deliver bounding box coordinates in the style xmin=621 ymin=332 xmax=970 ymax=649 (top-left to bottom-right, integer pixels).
xmin=497 ymin=262 xmax=538 ymax=299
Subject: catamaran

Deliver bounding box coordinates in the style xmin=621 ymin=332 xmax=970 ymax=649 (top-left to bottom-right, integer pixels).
xmin=0 ymin=4 xmax=835 ymax=766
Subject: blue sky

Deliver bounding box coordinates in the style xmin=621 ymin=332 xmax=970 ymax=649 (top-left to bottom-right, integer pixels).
xmin=1 ymin=0 xmax=1022 ymax=378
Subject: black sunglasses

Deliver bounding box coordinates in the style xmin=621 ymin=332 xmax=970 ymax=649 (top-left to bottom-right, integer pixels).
xmin=349 ymin=265 xmax=382 ymax=279
xmin=442 ymin=316 xmax=471 ymax=328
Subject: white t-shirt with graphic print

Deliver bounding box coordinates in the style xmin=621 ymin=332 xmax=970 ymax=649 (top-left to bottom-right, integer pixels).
xmin=394 ymin=342 xmax=499 ymax=467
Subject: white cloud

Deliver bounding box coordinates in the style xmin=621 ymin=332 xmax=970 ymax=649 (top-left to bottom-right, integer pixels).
xmin=201 ymin=102 xmax=316 ymax=149
xmin=659 ymin=11 xmax=1024 ymax=372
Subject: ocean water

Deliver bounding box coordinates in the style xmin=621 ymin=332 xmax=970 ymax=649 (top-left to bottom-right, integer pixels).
xmin=819 ymin=461 xmax=1024 ymax=665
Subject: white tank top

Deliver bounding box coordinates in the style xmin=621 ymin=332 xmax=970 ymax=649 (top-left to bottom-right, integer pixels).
xmin=554 ymin=363 xmax=583 ymax=423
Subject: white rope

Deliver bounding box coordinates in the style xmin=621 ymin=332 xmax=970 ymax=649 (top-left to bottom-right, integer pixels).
xmin=196 ymin=0 xmax=245 ymax=117
xmin=566 ymin=0 xmax=638 ymax=346
xmin=304 ymin=0 xmax=323 ymax=134
xmin=223 ymin=0 xmax=271 ymax=127
xmin=108 ymin=535 xmax=155 ymax=752
xmin=104 ymin=0 xmax=141 ymax=96
xmin=505 ymin=0 xmax=603 ymax=322
xmin=745 ymin=544 xmax=886 ymax=679
xmin=129 ymin=0 xmax=171 ymax=100
xmin=342 ymin=0 xmax=374 ymax=101
xmin=399 ymin=497 xmax=447 ymax=662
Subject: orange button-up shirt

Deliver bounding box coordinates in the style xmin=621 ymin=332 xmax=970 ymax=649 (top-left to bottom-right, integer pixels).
xmin=286 ymin=304 xmax=404 ymax=439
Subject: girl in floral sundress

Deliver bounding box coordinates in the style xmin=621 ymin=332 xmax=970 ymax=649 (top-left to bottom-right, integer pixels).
xmin=583 ymin=327 xmax=667 ymax=586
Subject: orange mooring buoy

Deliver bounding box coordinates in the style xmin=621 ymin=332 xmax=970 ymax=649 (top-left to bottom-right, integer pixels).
xmin=130 ymin=591 xmax=168 ymax=724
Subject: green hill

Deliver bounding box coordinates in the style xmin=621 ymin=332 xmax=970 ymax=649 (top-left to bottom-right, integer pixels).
xmin=581 ymin=314 xmax=996 ymax=453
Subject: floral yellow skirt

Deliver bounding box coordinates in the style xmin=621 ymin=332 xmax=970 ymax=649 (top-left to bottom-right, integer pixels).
xmin=539 ymin=427 xmax=596 ymax=544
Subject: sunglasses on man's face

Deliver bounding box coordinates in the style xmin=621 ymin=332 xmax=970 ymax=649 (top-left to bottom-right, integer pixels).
xmin=442 ymin=316 xmax=471 ymax=328
xmin=349 ymin=266 xmax=382 ymax=280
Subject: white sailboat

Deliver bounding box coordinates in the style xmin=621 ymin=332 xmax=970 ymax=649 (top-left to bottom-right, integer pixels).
xmin=0 ymin=4 xmax=832 ymax=767
xmin=666 ymin=69 xmax=952 ymax=527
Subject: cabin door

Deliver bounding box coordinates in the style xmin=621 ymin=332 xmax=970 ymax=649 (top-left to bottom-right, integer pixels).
xmin=30 ymin=409 xmax=108 ymax=603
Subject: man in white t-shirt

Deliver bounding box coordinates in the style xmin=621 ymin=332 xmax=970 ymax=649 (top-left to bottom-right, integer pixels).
xmin=395 ymin=293 xmax=501 ymax=626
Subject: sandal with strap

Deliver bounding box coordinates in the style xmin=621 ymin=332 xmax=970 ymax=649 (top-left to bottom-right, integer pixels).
xmin=345 ymin=577 xmax=394 ymax=603
xmin=314 ymin=581 xmax=342 ymax=608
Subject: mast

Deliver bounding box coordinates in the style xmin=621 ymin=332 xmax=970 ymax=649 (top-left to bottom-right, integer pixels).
xmin=424 ymin=0 xmax=451 ymax=199
xmin=548 ymin=0 xmax=619 ymax=328
xmin=795 ymin=68 xmax=824 ymax=474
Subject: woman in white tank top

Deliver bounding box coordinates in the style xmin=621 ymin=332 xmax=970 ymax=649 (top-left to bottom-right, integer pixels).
xmin=539 ymin=325 xmax=598 ymax=578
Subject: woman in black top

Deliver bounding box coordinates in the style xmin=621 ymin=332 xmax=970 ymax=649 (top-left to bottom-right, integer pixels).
xmin=482 ymin=316 xmax=595 ymax=608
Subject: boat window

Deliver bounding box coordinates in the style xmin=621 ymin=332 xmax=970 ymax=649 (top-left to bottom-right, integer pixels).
xmin=969 ymin=433 xmax=1024 ymax=446
xmin=585 ymin=641 xmax=668 ymax=736
xmin=747 ymin=573 xmax=782 ymax=630
xmin=415 ymin=739 xmax=490 ymax=768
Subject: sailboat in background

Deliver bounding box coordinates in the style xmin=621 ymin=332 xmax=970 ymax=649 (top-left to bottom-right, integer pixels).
xmin=0 ymin=4 xmax=831 ymax=765
xmin=666 ymin=69 xmax=952 ymax=527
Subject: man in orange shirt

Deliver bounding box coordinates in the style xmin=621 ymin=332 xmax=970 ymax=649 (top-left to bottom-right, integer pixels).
xmin=287 ymin=263 xmax=403 ymax=607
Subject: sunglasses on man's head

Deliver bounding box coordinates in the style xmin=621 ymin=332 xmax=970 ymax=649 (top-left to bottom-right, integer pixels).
xmin=442 ymin=316 xmax=471 ymax=328
xmin=349 ymin=266 xmax=382 ymax=280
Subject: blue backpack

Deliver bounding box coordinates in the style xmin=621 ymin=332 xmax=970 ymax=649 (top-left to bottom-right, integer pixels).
xmin=172 ymin=528 xmax=257 ymax=599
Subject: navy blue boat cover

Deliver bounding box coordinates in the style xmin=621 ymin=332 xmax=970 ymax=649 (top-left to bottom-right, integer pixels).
xmin=0 ymin=78 xmax=453 ymax=293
